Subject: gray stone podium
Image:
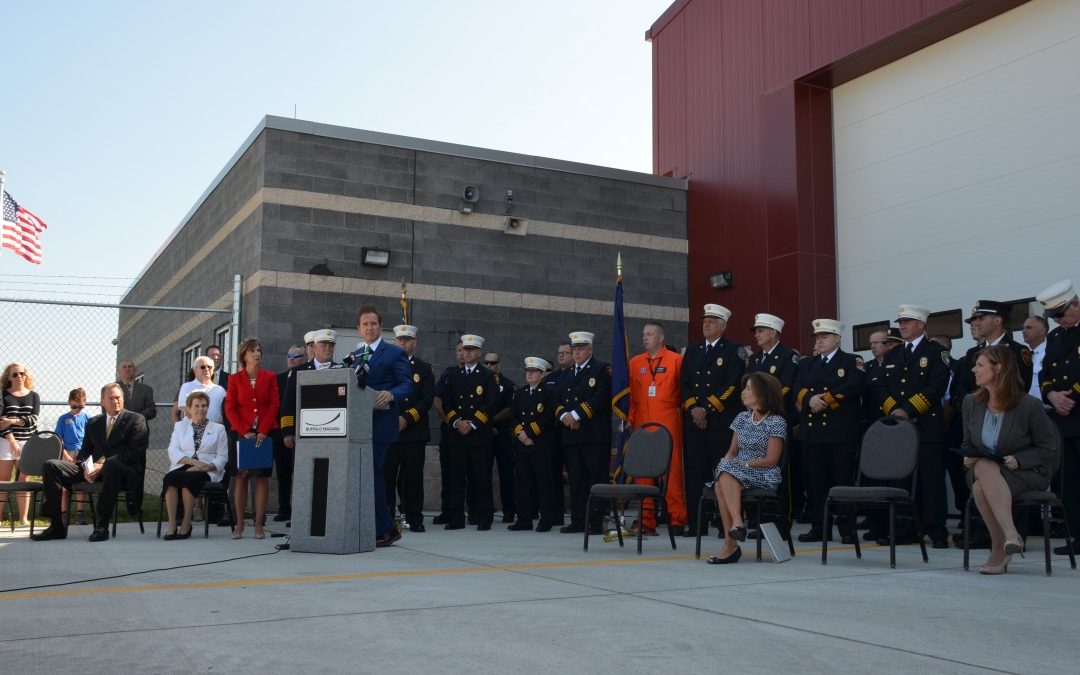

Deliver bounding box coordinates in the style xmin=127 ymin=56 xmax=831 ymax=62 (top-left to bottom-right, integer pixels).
xmin=290 ymin=368 xmax=376 ymax=554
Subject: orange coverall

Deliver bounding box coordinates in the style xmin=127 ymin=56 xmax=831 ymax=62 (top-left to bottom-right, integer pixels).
xmin=627 ymin=350 xmax=685 ymax=528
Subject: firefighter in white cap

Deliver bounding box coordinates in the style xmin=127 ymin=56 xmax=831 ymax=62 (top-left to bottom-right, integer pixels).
xmin=508 ymin=357 xmax=560 ymax=531
xmin=280 ymin=329 xmax=344 ymax=448
xmin=680 ymin=304 xmax=747 ymax=536
xmin=1036 ymin=280 xmax=1080 ymax=555
xmin=385 ymin=324 xmax=435 ymax=532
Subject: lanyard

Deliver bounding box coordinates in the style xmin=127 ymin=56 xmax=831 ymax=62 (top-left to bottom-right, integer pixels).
xmin=647 ymin=355 xmax=664 ymax=384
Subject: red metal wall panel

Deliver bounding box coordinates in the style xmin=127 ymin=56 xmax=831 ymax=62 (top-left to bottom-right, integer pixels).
xmin=649 ymin=0 xmax=1027 ymax=352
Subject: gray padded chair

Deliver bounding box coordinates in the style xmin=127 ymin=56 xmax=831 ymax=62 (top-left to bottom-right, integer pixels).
xmin=0 ymin=430 xmax=63 ymax=535
xmin=822 ymin=417 xmax=928 ymax=568
xmin=962 ymin=422 xmax=1076 ymax=575
xmin=583 ymin=422 xmax=677 ymax=554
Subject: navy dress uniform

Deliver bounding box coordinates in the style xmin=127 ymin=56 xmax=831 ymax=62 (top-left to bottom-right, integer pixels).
xmin=1036 ymin=280 xmax=1080 ymax=555
xmin=792 ymin=319 xmax=866 ymax=542
xmin=872 ymin=305 xmax=951 ymax=547
xmin=434 ymin=334 xmax=501 ymax=530
xmin=509 ymin=357 xmax=560 ymax=531
xmin=557 ymin=331 xmax=612 ymax=533
xmin=680 ymin=304 xmax=747 ymax=534
xmin=385 ymin=325 xmax=434 ymax=532
xmin=544 ymin=366 xmax=571 ymax=526
xmin=746 ymin=312 xmax=804 ymax=519
xmin=490 ymin=369 xmax=518 ymax=524
xmin=278 ymin=329 xmax=346 ymax=440
xmin=950 ymin=300 xmax=1034 ymax=404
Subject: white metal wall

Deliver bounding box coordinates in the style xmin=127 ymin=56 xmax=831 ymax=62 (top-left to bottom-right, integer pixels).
xmin=832 ymin=0 xmax=1080 ymax=354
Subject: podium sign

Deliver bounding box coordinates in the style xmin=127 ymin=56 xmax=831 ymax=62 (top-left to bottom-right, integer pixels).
xmin=291 ymin=368 xmax=376 ymax=554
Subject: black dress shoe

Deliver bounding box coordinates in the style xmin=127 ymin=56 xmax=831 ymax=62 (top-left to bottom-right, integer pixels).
xmin=88 ymin=527 xmax=110 ymax=542
xmin=863 ymin=530 xmax=882 ymax=541
xmin=840 ymin=533 xmax=858 ymax=546
xmin=432 ymin=513 xmax=449 ymax=525
xmin=669 ymin=525 xmax=686 ymax=537
xmin=875 ymin=534 xmax=921 ymax=546
xmin=1054 ymin=541 xmax=1080 ymax=555
xmin=163 ymin=531 xmax=179 ymax=541
xmin=273 ymin=511 xmax=291 ymax=522
xmin=682 ymin=526 xmax=700 ymax=538
xmin=30 ymin=524 xmax=67 ymax=541
xmin=501 ymin=513 xmax=515 ymax=524
xmin=407 ymin=521 xmax=426 ymax=533
xmin=467 ymin=514 xmax=479 ymax=525
xmin=217 ymin=515 xmax=234 ymax=528
xmin=535 ymin=522 xmax=553 ymax=533
xmin=559 ymin=524 xmax=585 ymax=534
xmin=444 ymin=519 xmax=465 ymax=530
xmin=376 ymin=529 xmax=402 ymax=548
xmin=797 ymin=528 xmax=823 ymax=543
xmin=508 ymin=520 xmax=533 ymax=531
xmin=931 ymin=538 xmax=950 ymax=549
xmin=477 ymin=522 xmax=492 ymax=531
xmin=706 ymin=547 xmax=742 ymax=564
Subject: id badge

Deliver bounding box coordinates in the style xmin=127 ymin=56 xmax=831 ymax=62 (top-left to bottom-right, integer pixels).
xmin=648 ymin=385 xmax=657 ymax=397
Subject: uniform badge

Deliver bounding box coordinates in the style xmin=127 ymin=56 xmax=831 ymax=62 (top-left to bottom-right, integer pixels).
xmin=837 ymin=368 xmax=845 ymax=378
xmin=941 ymin=352 xmax=951 ymax=367
xmin=919 ymin=356 xmax=928 ymax=368
xmin=855 ymin=357 xmax=865 ymax=372
xmin=640 ymin=367 xmax=647 ymax=375
xmin=769 ymin=365 xmax=776 ymax=374
xmin=494 ymin=374 xmax=501 ymax=385
xmin=736 ymin=346 xmax=748 ymax=361
xmin=792 ymin=354 xmax=800 ymax=365
xmin=588 ymin=377 xmax=596 ymax=388
xmin=413 ymin=373 xmax=421 ymax=383
xmin=716 ymin=357 xmax=724 ymax=366
xmin=476 ymin=385 xmax=484 ymax=395
xmin=537 ymin=403 xmax=544 ymax=412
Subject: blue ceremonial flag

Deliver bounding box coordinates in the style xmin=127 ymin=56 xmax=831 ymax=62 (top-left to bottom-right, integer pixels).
xmin=610 ymin=255 xmax=631 ymax=484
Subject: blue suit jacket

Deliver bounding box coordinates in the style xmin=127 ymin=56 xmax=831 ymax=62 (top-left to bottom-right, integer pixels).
xmin=353 ymin=340 xmax=414 ymax=444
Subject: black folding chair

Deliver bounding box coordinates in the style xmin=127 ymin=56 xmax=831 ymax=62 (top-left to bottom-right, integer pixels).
xmin=822 ymin=417 xmax=928 ymax=568
xmin=0 ymin=431 xmax=63 ymax=535
xmin=69 ymin=470 xmax=146 ymax=537
xmin=583 ymin=422 xmax=677 ymax=554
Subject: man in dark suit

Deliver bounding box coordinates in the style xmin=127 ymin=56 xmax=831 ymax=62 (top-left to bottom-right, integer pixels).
xmin=32 ymin=383 xmax=149 ymax=542
xmin=792 ymin=319 xmax=866 ymax=544
xmin=116 ymin=360 xmax=156 ymax=423
xmin=271 ymin=344 xmax=308 ymax=522
xmin=680 ymin=304 xmax=747 ymax=536
xmin=873 ymin=304 xmax=951 ymax=548
xmin=352 ymin=307 xmax=413 ymax=546
xmin=543 ymin=341 xmax=574 ymax=526
xmin=484 ymin=351 xmax=517 ymax=524
xmin=432 ymin=341 xmax=465 ymax=525
xmin=556 ymin=330 xmax=612 ymax=534
xmin=386 ymin=324 xmax=434 ymax=532
xmin=434 ymin=334 xmax=501 ymax=531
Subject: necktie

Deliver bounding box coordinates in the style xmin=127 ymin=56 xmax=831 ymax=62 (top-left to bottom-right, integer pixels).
xmin=360 ymin=345 xmax=373 ymax=366
xmin=106 ymin=416 xmax=116 ymax=438
xmin=821 ymin=355 xmax=828 ymax=366
xmin=906 ymin=343 xmax=914 ymax=356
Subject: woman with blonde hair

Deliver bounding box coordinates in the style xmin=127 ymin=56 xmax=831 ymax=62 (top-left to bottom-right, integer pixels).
xmin=0 ymin=363 xmax=40 ymax=526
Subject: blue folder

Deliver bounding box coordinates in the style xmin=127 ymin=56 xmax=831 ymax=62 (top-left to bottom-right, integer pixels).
xmin=237 ymin=436 xmax=273 ymax=470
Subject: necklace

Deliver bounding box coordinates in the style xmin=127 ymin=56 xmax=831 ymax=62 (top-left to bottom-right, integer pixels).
xmin=749 ymin=411 xmax=766 ymax=425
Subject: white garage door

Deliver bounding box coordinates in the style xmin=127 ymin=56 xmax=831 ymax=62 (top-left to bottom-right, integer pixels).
xmin=833 ymin=0 xmax=1080 ymax=354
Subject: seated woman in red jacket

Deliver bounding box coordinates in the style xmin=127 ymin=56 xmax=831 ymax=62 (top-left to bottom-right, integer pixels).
xmin=225 ymin=338 xmax=279 ymax=539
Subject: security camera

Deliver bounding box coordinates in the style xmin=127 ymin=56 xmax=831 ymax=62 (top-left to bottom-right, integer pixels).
xmin=462 ymin=186 xmax=480 ymax=203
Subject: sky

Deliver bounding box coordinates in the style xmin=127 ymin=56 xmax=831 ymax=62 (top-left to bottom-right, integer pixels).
xmin=1 ymin=1 xmax=672 ymax=302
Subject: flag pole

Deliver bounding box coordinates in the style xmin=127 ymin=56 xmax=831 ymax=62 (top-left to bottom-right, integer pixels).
xmin=0 ymin=170 xmax=6 ymax=259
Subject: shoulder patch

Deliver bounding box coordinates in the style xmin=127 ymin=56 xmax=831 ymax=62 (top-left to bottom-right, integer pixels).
xmin=792 ymin=353 xmax=800 ymax=365
xmin=855 ymin=356 xmax=865 ymax=372
xmin=736 ymin=346 xmax=748 ymax=361
xmin=941 ymin=352 xmax=950 ymax=367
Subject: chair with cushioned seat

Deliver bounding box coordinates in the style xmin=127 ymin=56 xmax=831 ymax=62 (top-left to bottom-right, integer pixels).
xmin=583 ymin=422 xmax=677 ymax=554
xmin=822 ymin=417 xmax=928 ymax=568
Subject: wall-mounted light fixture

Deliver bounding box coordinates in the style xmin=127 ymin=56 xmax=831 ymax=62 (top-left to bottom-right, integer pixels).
xmin=361 ymin=247 xmax=390 ymax=267
xmin=709 ymin=271 xmax=734 ymax=289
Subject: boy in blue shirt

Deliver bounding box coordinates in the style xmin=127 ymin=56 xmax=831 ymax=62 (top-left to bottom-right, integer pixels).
xmin=54 ymin=388 xmax=89 ymax=526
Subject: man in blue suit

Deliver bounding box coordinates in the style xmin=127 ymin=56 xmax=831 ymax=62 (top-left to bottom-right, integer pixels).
xmin=352 ymin=306 xmax=414 ymax=547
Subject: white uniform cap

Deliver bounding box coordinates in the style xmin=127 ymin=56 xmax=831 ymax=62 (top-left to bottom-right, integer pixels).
xmin=303 ymin=331 xmax=316 ymax=345
xmin=703 ymin=304 xmax=731 ymax=321
xmin=461 ymin=334 xmax=485 ymax=349
xmin=1036 ymin=280 xmax=1077 ymax=312
xmin=751 ymin=313 xmax=784 ymax=332
xmin=311 ymin=328 xmax=337 ymax=344
xmin=569 ymin=331 xmax=595 ymax=346
xmin=524 ymin=356 xmax=551 ymax=371
xmin=811 ymin=319 xmax=843 ymax=336
xmin=896 ymin=305 xmax=930 ymax=323
xmin=393 ymin=324 xmax=418 ymax=339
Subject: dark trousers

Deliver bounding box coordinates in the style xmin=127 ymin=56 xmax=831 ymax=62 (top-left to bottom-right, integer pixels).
xmin=683 ymin=425 xmax=732 ymax=531
xmin=273 ymin=430 xmax=293 ymax=515
xmin=491 ymin=427 xmax=516 ymax=517
xmin=786 ymin=437 xmax=808 ymax=516
xmin=1061 ymin=433 xmax=1080 ymax=530
xmin=564 ymin=441 xmax=608 ymax=528
xmin=514 ymin=449 xmax=555 ymax=524
xmin=912 ymin=441 xmax=948 ymax=539
xmin=42 ymin=457 xmax=134 ymax=527
xmin=387 ymin=440 xmax=426 ymax=522
xmin=550 ymin=429 xmax=566 ymax=524
xmin=438 ymin=426 xmax=452 ymax=515
xmin=447 ymin=440 xmax=493 ymax=524
xmin=803 ymin=441 xmax=857 ymax=531
xmin=372 ymin=441 xmax=394 ymax=537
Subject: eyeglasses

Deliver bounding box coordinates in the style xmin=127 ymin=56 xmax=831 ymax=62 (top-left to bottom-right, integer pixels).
xmin=10 ymin=372 xmax=26 ymax=378
xmin=287 ymin=353 xmax=304 ymax=358
xmin=484 ymin=361 xmax=499 ymax=366
xmin=197 ymin=365 xmax=214 ymax=370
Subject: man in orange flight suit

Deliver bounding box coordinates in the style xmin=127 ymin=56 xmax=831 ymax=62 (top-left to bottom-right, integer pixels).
xmin=628 ymin=321 xmax=686 ymax=535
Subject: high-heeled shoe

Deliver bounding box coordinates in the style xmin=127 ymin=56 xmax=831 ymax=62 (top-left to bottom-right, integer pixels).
xmin=163 ymin=531 xmax=179 ymax=541
xmin=254 ymin=528 xmax=265 ymax=540
xmin=232 ymin=526 xmax=244 ymax=540
xmin=706 ymin=547 xmax=743 ymax=565
xmin=729 ymin=525 xmax=748 ymax=542
xmin=1003 ymin=537 xmax=1025 ymax=557
xmin=978 ymin=554 xmax=1011 ymax=575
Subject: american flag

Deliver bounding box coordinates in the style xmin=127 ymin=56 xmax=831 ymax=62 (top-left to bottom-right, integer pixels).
xmin=2 ymin=191 xmax=48 ymax=264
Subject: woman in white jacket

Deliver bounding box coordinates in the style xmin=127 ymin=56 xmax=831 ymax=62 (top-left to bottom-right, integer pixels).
xmin=162 ymin=391 xmax=228 ymax=540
